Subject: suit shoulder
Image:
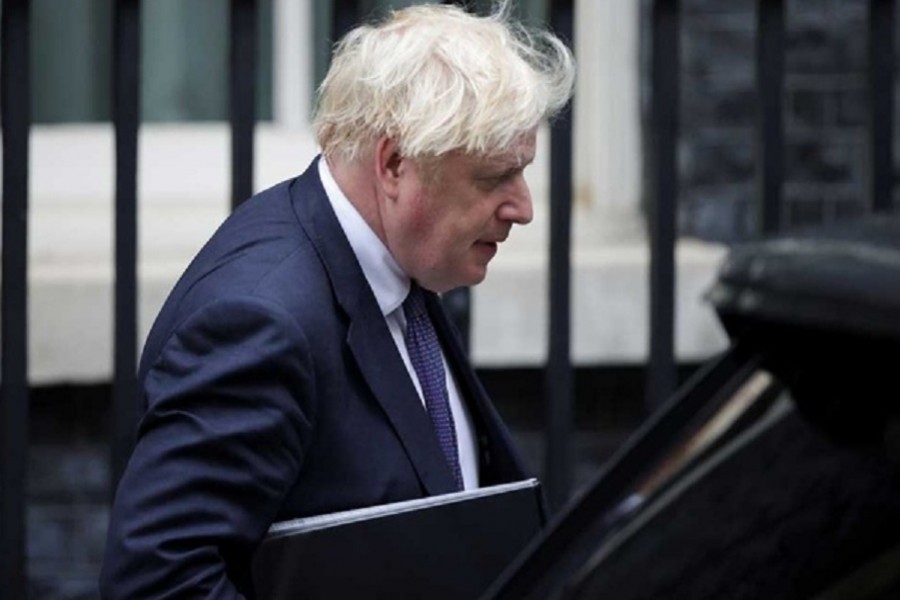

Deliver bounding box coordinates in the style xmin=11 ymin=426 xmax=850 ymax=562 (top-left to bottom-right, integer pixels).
xmin=140 ymin=169 xmax=336 ymax=372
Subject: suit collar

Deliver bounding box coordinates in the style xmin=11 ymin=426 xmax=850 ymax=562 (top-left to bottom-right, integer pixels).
xmin=317 ymin=157 xmax=410 ymax=317
xmin=289 ymin=158 xmax=460 ymax=496
xmin=288 ymin=157 xmax=366 ymax=318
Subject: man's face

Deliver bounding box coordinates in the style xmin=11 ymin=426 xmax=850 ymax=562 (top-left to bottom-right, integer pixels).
xmin=382 ymin=131 xmax=536 ymax=293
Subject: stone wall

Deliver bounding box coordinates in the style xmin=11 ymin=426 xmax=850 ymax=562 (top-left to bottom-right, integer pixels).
xmin=672 ymin=0 xmax=896 ymax=242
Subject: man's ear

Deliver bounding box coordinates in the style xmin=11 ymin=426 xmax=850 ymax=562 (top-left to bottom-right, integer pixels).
xmin=374 ymin=136 xmax=403 ymax=200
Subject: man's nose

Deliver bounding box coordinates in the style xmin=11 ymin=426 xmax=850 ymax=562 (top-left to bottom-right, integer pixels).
xmin=498 ymin=179 xmax=533 ymax=225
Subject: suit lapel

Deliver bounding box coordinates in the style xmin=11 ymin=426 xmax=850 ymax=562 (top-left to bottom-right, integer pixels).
xmin=288 ymin=159 xmax=458 ymax=496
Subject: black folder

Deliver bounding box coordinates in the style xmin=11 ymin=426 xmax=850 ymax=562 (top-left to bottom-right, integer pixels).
xmin=251 ymin=479 xmax=544 ymax=599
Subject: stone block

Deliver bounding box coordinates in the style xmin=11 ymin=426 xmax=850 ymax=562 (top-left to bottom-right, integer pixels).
xmin=786 ymin=21 xmax=866 ymax=74
xmin=682 ymin=16 xmax=754 ymax=76
xmin=682 ymin=0 xmax=754 ymax=15
xmin=835 ymin=86 xmax=866 ymax=127
xmin=27 ymin=503 xmax=108 ymax=565
xmin=29 ymin=575 xmax=100 ymax=600
xmin=832 ymin=197 xmax=866 ymax=220
xmin=680 ymin=184 xmax=755 ymax=242
xmin=680 ymin=132 xmax=755 ymax=187
xmin=787 ymin=86 xmax=832 ymax=130
xmin=784 ymin=196 xmax=826 ymax=228
xmin=786 ymin=138 xmax=861 ymax=184
xmin=28 ymin=444 xmax=108 ymax=499
xmin=682 ymin=74 xmax=755 ymax=129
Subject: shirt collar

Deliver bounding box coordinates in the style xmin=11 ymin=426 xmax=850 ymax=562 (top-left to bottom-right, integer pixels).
xmin=318 ymin=157 xmax=410 ymax=317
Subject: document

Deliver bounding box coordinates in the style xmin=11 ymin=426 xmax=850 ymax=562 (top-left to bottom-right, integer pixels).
xmin=252 ymin=479 xmax=544 ymax=599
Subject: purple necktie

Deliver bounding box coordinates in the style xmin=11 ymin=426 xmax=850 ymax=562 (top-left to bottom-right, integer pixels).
xmin=403 ymin=283 xmax=464 ymax=491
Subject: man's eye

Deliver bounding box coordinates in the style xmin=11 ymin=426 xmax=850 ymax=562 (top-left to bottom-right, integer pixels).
xmin=476 ymin=175 xmax=505 ymax=190
xmin=481 ymin=172 xmax=515 ymax=187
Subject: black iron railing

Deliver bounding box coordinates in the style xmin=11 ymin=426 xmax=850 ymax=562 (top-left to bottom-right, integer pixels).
xmin=231 ymin=0 xmax=258 ymax=210
xmin=646 ymin=0 xmax=679 ymax=417
xmin=757 ymin=0 xmax=785 ymax=234
xmin=111 ymin=0 xmax=140 ymax=494
xmin=544 ymin=0 xmax=576 ymax=513
xmin=870 ymin=0 xmax=896 ymax=213
xmin=1 ymin=2 xmax=30 ymax=598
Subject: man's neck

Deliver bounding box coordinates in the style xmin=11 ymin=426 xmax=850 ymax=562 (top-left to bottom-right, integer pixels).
xmin=326 ymin=154 xmax=387 ymax=245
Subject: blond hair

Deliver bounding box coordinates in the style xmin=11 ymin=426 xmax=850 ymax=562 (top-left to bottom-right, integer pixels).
xmin=314 ymin=2 xmax=575 ymax=162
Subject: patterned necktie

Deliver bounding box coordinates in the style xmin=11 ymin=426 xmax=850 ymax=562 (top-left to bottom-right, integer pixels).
xmin=403 ymin=283 xmax=464 ymax=491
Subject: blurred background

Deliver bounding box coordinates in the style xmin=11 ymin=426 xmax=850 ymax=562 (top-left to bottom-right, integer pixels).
xmin=1 ymin=0 xmax=897 ymax=597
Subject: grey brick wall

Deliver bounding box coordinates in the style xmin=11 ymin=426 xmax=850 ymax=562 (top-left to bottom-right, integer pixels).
xmin=669 ymin=0 xmax=897 ymax=243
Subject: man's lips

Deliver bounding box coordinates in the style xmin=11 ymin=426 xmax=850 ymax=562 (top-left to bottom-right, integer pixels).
xmin=476 ymin=234 xmax=508 ymax=245
xmin=475 ymin=231 xmax=509 ymax=257
xmin=474 ymin=240 xmax=500 ymax=259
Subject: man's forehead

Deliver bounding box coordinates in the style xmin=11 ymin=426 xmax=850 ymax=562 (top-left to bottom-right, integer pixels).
xmin=478 ymin=134 xmax=538 ymax=168
xmin=426 ymin=132 xmax=537 ymax=172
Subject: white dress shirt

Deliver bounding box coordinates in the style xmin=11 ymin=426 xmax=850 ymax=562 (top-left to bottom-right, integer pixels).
xmin=318 ymin=158 xmax=479 ymax=489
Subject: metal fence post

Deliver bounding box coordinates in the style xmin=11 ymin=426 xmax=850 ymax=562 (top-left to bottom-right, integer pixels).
xmin=868 ymin=0 xmax=895 ymax=213
xmin=545 ymin=0 xmax=575 ymax=512
xmin=1 ymin=1 xmax=31 ymax=596
xmin=231 ymin=0 xmax=258 ymax=209
xmin=646 ymin=0 xmax=679 ymax=413
xmin=756 ymin=0 xmax=785 ymax=234
xmin=111 ymin=0 xmax=141 ymax=493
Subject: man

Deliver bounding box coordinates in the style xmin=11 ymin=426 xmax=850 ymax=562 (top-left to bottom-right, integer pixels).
xmin=101 ymin=3 xmax=574 ymax=598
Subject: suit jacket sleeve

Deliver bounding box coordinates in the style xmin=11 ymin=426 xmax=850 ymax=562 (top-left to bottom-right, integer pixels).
xmin=100 ymin=296 xmax=316 ymax=599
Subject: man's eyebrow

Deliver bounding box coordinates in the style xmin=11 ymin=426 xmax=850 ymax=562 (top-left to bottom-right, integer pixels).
xmin=477 ymin=164 xmax=526 ymax=179
xmin=483 ymin=153 xmax=534 ymax=171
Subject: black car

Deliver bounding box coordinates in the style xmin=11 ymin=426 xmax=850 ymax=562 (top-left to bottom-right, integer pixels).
xmin=486 ymin=216 xmax=900 ymax=600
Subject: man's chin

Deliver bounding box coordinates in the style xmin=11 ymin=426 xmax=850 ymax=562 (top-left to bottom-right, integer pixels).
xmin=424 ymin=268 xmax=487 ymax=294
xmin=457 ymin=267 xmax=488 ymax=289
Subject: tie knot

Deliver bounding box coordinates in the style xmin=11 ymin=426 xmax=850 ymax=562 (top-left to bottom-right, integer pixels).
xmin=403 ymin=282 xmax=428 ymax=322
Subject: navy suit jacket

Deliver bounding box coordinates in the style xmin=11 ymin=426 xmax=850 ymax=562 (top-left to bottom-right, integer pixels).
xmin=100 ymin=158 xmax=529 ymax=599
